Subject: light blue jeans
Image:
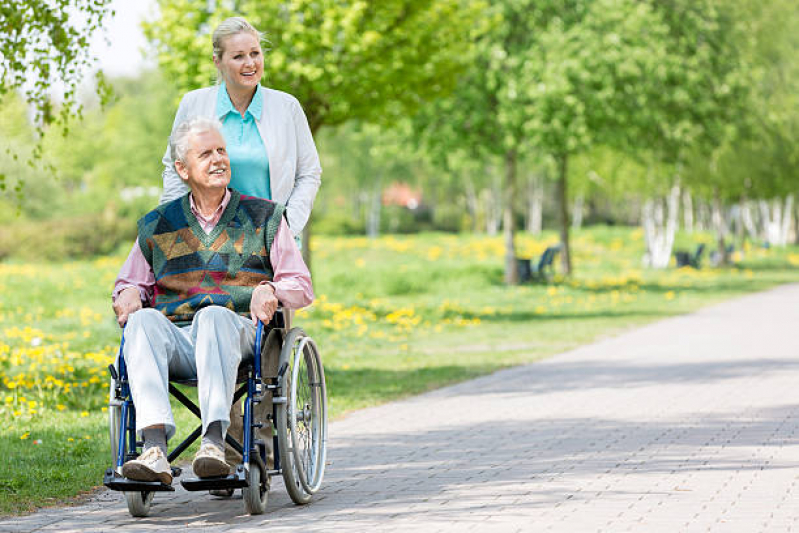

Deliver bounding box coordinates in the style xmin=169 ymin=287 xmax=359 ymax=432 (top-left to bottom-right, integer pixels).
xmin=123 ymin=306 xmax=255 ymax=441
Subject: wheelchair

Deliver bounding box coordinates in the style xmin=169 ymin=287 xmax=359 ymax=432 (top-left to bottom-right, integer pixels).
xmin=103 ymin=308 xmax=328 ymax=517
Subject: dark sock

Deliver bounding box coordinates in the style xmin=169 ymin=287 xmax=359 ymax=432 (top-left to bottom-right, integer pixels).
xmin=202 ymin=421 xmax=224 ymax=449
xmin=142 ymin=427 xmax=167 ymax=456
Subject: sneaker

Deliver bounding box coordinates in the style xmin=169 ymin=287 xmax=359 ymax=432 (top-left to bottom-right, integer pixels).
xmin=122 ymin=446 xmax=172 ymax=485
xmin=193 ymin=443 xmax=230 ymax=478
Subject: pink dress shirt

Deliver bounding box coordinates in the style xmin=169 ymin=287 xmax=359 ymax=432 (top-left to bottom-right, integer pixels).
xmin=113 ymin=190 xmax=313 ymax=309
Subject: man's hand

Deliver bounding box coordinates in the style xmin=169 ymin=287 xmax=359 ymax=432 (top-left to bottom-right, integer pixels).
xmin=251 ymin=284 xmax=278 ymax=325
xmin=113 ymin=287 xmax=142 ymax=327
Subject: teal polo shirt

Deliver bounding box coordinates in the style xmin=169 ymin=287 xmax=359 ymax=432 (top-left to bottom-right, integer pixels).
xmin=216 ymin=82 xmax=271 ymax=200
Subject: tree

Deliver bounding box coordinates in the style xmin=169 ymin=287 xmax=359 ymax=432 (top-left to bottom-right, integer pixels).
xmin=416 ymin=0 xmax=672 ymax=281
xmin=633 ymin=0 xmax=754 ymax=267
xmin=0 ymin=0 xmax=113 ymax=192
xmin=144 ymin=0 xmax=489 ymax=266
xmin=686 ymin=0 xmax=799 ymax=253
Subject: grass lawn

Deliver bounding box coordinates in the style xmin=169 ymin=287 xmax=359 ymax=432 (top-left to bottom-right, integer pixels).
xmin=2 ymin=226 xmax=799 ymax=514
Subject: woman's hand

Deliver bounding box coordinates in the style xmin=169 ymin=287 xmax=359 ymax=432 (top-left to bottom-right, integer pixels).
xmin=250 ymin=284 xmax=278 ymax=325
xmin=113 ymin=287 xmax=142 ymax=327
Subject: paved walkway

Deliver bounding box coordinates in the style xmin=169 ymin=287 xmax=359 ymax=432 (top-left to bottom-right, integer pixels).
xmin=4 ymin=284 xmax=799 ymax=532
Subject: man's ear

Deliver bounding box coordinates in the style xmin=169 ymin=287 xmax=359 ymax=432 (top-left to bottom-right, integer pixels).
xmin=175 ymin=160 xmax=189 ymax=182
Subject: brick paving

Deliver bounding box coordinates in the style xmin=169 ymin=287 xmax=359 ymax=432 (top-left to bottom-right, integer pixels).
xmin=3 ymin=284 xmax=799 ymax=532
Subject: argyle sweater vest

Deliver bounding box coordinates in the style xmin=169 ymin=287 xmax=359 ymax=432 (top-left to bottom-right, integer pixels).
xmin=137 ymin=190 xmax=284 ymax=324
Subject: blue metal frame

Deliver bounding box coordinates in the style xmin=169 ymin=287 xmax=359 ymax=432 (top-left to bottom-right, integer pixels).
xmin=109 ymin=314 xmax=278 ymax=488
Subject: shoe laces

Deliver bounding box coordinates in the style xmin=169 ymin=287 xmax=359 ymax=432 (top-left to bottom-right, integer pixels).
xmin=198 ymin=443 xmax=224 ymax=457
xmin=139 ymin=446 xmax=165 ymax=462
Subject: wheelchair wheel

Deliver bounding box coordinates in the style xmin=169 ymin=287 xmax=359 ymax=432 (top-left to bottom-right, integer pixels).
xmin=276 ymin=328 xmax=327 ymax=504
xmin=125 ymin=491 xmax=153 ymax=517
xmin=243 ymin=463 xmax=268 ymax=515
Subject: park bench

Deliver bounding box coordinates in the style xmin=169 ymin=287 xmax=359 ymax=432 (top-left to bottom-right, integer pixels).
xmin=518 ymin=244 xmax=561 ymax=283
xmin=674 ymin=243 xmax=705 ymax=269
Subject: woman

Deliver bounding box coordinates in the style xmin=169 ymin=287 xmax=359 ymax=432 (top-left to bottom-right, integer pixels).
xmin=160 ymin=17 xmax=321 ymax=237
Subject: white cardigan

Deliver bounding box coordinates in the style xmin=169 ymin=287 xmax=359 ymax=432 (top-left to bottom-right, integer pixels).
xmin=160 ymin=85 xmax=322 ymax=235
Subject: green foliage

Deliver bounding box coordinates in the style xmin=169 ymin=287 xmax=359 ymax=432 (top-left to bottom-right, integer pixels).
xmin=0 ymin=71 xmax=177 ymax=260
xmin=683 ymin=0 xmax=799 ymax=202
xmin=314 ymin=212 xmax=365 ymax=236
xmin=0 ymin=214 xmax=135 ymax=261
xmin=416 ymin=0 xmax=670 ymax=160
xmin=42 ymin=72 xmax=179 ymax=201
xmin=0 ymin=0 xmax=113 ymax=192
xmin=144 ymin=0 xmax=490 ymax=132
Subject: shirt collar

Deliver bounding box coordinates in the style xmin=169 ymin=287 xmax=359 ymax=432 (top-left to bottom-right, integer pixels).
xmin=189 ymin=188 xmax=231 ymax=221
xmin=216 ymin=81 xmax=263 ymax=120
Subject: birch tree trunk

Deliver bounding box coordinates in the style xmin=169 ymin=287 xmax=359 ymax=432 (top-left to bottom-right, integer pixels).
xmin=483 ymin=169 xmax=502 ymax=235
xmin=483 ymin=188 xmax=500 ymax=235
xmin=696 ymin=201 xmax=711 ymax=232
xmin=759 ymin=200 xmax=774 ymax=243
xmin=794 ymin=201 xmax=799 ymax=245
xmin=741 ymin=200 xmax=758 ymax=241
xmin=779 ymin=195 xmax=794 ymax=246
xmin=683 ymin=190 xmax=694 ymax=232
xmin=366 ymin=179 xmax=382 ymax=238
xmin=711 ymin=188 xmax=729 ymax=266
xmin=555 ymin=154 xmax=572 ymax=275
xmin=571 ymin=194 xmax=585 ymax=230
xmin=464 ymin=174 xmax=480 ymax=233
xmin=642 ymin=185 xmax=681 ymax=269
xmin=526 ymin=173 xmax=544 ymax=234
xmin=503 ymin=150 xmax=519 ymax=285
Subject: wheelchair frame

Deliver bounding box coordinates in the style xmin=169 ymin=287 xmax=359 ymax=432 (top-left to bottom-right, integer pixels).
xmin=103 ymin=308 xmax=328 ymax=516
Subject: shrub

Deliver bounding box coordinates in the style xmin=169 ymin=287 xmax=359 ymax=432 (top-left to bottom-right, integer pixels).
xmin=314 ymin=212 xmax=366 ymax=235
xmin=0 ymin=214 xmax=137 ymax=261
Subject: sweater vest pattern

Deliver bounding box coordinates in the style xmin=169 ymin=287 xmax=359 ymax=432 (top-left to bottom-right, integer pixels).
xmin=137 ymin=190 xmax=284 ymax=324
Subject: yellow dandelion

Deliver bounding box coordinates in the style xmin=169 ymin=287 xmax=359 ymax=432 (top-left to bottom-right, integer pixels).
xmin=80 ymin=411 xmax=89 ymax=417
xmin=20 ymin=432 xmax=29 ymax=440
xmin=56 ymin=404 xmax=66 ymax=411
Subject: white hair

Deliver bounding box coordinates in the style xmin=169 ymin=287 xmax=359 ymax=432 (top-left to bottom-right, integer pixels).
xmin=170 ymin=116 xmax=224 ymax=163
xmin=212 ymin=17 xmax=266 ymax=61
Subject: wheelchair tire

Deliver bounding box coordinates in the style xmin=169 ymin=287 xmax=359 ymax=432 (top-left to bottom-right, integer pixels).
xmin=125 ymin=491 xmax=153 ymax=517
xmin=243 ymin=463 xmax=268 ymax=515
xmin=276 ymin=328 xmax=328 ymax=504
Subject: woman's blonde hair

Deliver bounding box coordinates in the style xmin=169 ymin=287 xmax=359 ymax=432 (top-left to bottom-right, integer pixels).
xmin=212 ymin=17 xmax=266 ymax=60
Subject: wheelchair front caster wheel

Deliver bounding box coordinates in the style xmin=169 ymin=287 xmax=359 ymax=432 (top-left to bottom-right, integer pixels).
xmin=243 ymin=464 xmax=268 ymax=515
xmin=209 ymin=488 xmax=235 ymax=498
xmin=125 ymin=491 xmax=154 ymax=517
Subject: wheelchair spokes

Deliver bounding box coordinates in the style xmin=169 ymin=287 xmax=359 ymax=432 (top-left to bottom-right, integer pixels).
xmin=277 ymin=328 xmax=328 ymax=503
xmin=104 ymin=310 xmax=327 ymax=517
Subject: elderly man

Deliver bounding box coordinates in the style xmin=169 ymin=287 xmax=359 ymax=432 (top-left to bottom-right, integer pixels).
xmin=112 ymin=116 xmax=313 ymax=484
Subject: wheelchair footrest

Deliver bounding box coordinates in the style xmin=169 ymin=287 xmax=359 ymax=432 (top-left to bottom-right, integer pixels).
xmin=103 ymin=469 xmax=176 ymax=492
xmin=181 ymin=465 xmax=248 ymax=491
